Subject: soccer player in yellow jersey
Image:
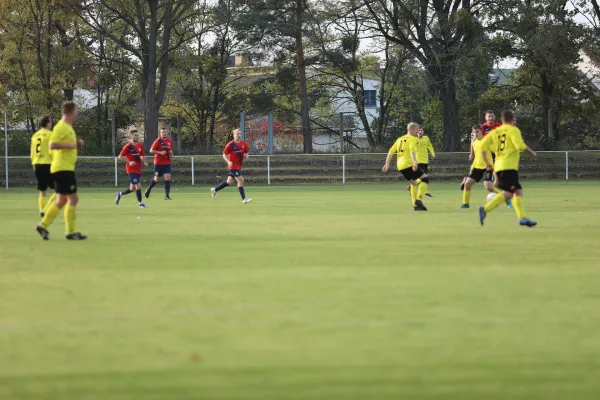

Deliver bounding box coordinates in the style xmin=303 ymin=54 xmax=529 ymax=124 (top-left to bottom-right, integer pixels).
xmin=415 ymin=127 xmax=435 ymax=197
xmin=459 ymin=125 xmax=503 ymax=209
xmin=382 ymin=122 xmax=430 ymax=211
xmin=36 ymin=102 xmax=87 ymax=240
xmin=478 ymin=110 xmax=537 ymax=227
xmin=30 ymin=115 xmax=56 ymax=216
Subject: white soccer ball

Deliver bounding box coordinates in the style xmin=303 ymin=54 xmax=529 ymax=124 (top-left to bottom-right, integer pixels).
xmin=487 ymin=192 xmax=496 ymax=203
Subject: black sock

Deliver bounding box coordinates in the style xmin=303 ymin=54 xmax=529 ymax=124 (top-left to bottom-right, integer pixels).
xmin=147 ymin=180 xmax=157 ymax=193
xmin=215 ymin=180 xmax=229 ymax=192
xmin=238 ymin=186 xmax=246 ymax=200
xmin=136 ymin=189 xmax=142 ymax=202
xmin=120 ymin=188 xmax=132 ymax=195
xmin=165 ymin=181 xmax=171 ymax=197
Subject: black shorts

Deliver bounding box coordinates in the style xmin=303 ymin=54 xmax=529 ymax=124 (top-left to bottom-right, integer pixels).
xmin=154 ymin=164 xmax=172 ymax=177
xmin=228 ymin=170 xmax=243 ymax=178
xmin=417 ymin=163 xmax=428 ymax=174
xmin=496 ymin=170 xmax=522 ymax=193
xmin=128 ymin=173 xmax=141 ymax=184
xmin=53 ymin=171 xmax=77 ymax=195
xmin=399 ymin=167 xmax=424 ymax=181
xmin=34 ymin=164 xmax=54 ymax=191
xmin=468 ymin=168 xmax=493 ymax=183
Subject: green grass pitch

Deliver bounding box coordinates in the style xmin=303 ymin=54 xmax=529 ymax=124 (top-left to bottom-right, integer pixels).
xmin=1 ymin=181 xmax=600 ymax=399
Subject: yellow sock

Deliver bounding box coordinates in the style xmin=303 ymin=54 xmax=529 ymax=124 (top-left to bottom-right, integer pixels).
xmin=44 ymin=193 xmax=57 ymax=213
xmin=462 ymin=190 xmax=471 ymax=205
xmin=493 ymin=187 xmax=501 ymax=194
xmin=41 ymin=202 xmax=61 ymax=229
xmin=410 ymin=185 xmax=417 ymax=205
xmin=484 ymin=191 xmax=506 ymax=213
xmin=513 ymin=196 xmax=525 ymax=219
xmin=417 ymin=182 xmax=428 ymax=201
xmin=64 ymin=205 xmax=77 ymax=235
xmin=38 ymin=196 xmax=47 ymax=213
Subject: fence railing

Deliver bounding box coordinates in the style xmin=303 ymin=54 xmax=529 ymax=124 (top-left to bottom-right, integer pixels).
xmin=1 ymin=151 xmax=599 ymax=189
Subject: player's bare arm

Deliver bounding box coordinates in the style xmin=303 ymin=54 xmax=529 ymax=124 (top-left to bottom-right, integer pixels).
xmin=482 ymin=152 xmax=493 ymax=170
xmin=223 ymin=153 xmax=233 ymax=168
xmin=411 ymin=152 xmax=418 ymax=171
xmin=50 ymin=138 xmax=84 ymax=150
xmin=150 ymin=148 xmax=167 ymax=156
xmin=469 ymin=144 xmax=474 ymax=161
xmin=382 ymin=153 xmax=393 ymax=173
xmin=525 ymin=147 xmax=536 ymax=160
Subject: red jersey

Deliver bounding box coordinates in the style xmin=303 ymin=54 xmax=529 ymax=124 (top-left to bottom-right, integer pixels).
xmin=481 ymin=122 xmax=501 ymax=137
xmin=119 ymin=142 xmax=145 ymax=174
xmin=151 ymin=138 xmax=173 ymax=165
xmin=224 ymin=140 xmax=249 ymax=170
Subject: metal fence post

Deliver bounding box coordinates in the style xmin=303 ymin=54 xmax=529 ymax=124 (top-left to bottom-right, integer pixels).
xmin=114 ymin=157 xmax=118 ymax=186
xmin=177 ymin=114 xmax=182 ymax=154
xmin=339 ymin=113 xmax=344 ymax=154
xmin=267 ymin=156 xmax=271 ymax=185
xmin=268 ymin=112 xmax=273 ymax=155
xmin=4 ymin=111 xmax=7 ymax=190
xmin=111 ymin=112 xmax=116 ymax=158
xmin=191 ymin=156 xmax=195 ymax=185
xmin=565 ymin=151 xmax=569 ymax=180
xmin=240 ymin=112 xmax=246 ymax=141
xmin=342 ymin=154 xmax=346 ymax=184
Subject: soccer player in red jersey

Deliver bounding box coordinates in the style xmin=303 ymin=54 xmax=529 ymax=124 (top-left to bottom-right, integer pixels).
xmin=115 ymin=129 xmax=148 ymax=208
xmin=145 ymin=128 xmax=173 ymax=200
xmin=463 ymin=110 xmax=504 ymax=190
xmin=480 ymin=110 xmax=502 ymax=137
xmin=211 ymin=128 xmax=252 ymax=204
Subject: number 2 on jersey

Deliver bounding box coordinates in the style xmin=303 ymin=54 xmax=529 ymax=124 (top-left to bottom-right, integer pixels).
xmin=497 ymin=134 xmax=506 ymax=153
xmin=35 ymin=138 xmax=42 ymax=155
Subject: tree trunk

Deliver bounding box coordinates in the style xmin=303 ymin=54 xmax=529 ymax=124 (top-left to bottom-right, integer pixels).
xmin=16 ymin=36 xmax=35 ymax=133
xmin=208 ymin=86 xmax=221 ymax=153
xmin=144 ymin=1 xmax=159 ymax=147
xmin=294 ymin=0 xmax=312 ymax=153
xmin=541 ymin=72 xmax=554 ymax=145
xmin=356 ymin=96 xmax=374 ymax=148
xmin=45 ymin=7 xmax=53 ymax=111
xmin=441 ymin=76 xmax=460 ymax=151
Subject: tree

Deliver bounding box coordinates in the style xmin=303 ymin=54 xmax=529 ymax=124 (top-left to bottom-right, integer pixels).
xmin=71 ymin=0 xmax=204 ymax=145
xmin=235 ymin=0 xmax=314 ymax=153
xmin=489 ymin=0 xmax=591 ymax=145
xmin=163 ymin=0 xmax=249 ymax=152
xmin=0 ymin=0 xmax=88 ymax=130
xmin=361 ymin=0 xmax=486 ymax=151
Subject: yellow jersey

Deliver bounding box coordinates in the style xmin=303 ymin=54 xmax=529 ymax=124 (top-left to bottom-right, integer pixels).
xmin=471 ymin=138 xmax=492 ymax=170
xmin=49 ymin=120 xmax=78 ymax=173
xmin=416 ymin=136 xmax=435 ymax=164
xmin=480 ymin=124 xmax=527 ymax=172
xmin=388 ymin=134 xmax=418 ymax=170
xmin=30 ymin=128 xmax=53 ymax=165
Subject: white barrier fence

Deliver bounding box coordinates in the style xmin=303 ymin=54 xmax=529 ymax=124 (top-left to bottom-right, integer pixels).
xmin=2 ymin=151 xmax=600 ymax=189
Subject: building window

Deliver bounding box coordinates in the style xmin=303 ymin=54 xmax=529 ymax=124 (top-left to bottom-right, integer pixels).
xmin=364 ymin=90 xmax=377 ymax=107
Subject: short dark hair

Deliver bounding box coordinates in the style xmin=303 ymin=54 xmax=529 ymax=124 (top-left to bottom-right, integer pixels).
xmin=472 ymin=125 xmax=481 ymax=131
xmin=501 ymin=109 xmax=515 ymax=123
xmin=62 ymin=101 xmax=76 ymax=115
xmin=39 ymin=115 xmax=51 ymax=128
xmin=485 ymin=110 xmax=495 ymax=116
xmin=129 ymin=128 xmax=139 ymax=135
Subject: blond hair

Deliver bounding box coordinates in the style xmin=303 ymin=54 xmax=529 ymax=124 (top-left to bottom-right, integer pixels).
xmin=407 ymin=122 xmax=420 ymax=132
